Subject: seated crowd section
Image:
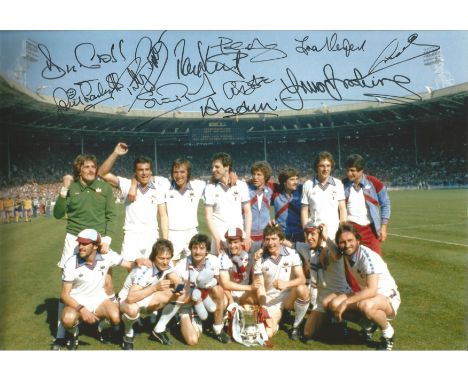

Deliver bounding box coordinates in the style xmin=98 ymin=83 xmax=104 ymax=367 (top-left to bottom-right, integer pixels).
xmin=0 ymin=123 xmax=466 ymax=211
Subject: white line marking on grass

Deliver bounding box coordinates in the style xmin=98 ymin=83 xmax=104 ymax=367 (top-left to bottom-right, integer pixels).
xmin=391 ymin=222 xmax=466 ymax=230
xmin=389 ymin=233 xmax=468 ymax=247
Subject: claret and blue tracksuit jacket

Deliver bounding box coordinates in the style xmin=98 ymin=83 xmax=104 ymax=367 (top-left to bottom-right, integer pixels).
xmin=343 ymin=174 xmax=391 ymax=236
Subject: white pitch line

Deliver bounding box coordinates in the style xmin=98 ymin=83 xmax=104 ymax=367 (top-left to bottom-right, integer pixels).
xmin=388 ymin=233 xmax=468 ymax=247
xmin=390 ymin=222 xmax=466 ymax=230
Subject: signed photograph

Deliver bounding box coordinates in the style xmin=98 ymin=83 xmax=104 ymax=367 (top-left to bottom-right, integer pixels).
xmin=0 ymin=29 xmax=466 ymax=355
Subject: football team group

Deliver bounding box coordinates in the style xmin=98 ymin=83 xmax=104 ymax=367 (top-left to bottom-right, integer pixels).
xmin=50 ymin=142 xmax=399 ymax=351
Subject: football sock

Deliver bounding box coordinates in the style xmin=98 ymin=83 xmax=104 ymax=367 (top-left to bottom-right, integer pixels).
xmin=98 ymin=319 xmax=111 ymax=333
xmin=293 ymin=298 xmax=310 ymax=328
xmin=122 ymin=313 xmax=139 ymax=338
xmin=212 ymin=323 xmax=223 ymax=335
xmin=309 ymin=286 xmax=318 ymax=309
xmin=67 ymin=324 xmax=79 ymax=337
xmin=382 ymin=323 xmax=394 ymax=338
xmin=56 ymin=300 xmax=66 ymax=339
xmin=111 ymin=324 xmax=120 ymax=335
xmin=358 ymin=317 xmax=374 ymax=331
xmin=154 ymin=302 xmax=181 ymax=333
xmin=149 ymin=310 xmax=159 ymax=326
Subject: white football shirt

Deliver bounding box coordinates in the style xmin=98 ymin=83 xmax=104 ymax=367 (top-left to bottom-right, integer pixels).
xmin=62 ymin=250 xmax=122 ymax=300
xmin=301 ymin=176 xmax=345 ymax=237
xmin=118 ymin=176 xmax=167 ymax=233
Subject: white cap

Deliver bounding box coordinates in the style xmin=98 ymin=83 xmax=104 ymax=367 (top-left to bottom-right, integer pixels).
xmin=76 ymin=229 xmax=101 ymax=244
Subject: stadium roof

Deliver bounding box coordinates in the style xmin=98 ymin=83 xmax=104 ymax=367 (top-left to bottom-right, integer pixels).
xmin=1 ymin=75 xmax=467 ymax=144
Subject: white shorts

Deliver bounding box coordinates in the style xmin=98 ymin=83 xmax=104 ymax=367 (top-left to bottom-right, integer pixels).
xmin=121 ymin=230 xmax=158 ymax=261
xmin=58 ymin=233 xmax=78 ymax=268
xmin=231 ymin=289 xmax=250 ymax=301
xmin=265 ymin=289 xmax=292 ymax=312
xmin=314 ymin=286 xmax=352 ymax=313
xmin=168 ymin=228 xmax=198 ymax=261
xmin=72 ymin=290 xmax=109 ymax=313
xmin=380 ymin=288 xmax=401 ymax=319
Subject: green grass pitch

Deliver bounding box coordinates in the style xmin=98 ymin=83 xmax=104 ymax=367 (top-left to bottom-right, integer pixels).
xmin=0 ymin=189 xmax=466 ymax=350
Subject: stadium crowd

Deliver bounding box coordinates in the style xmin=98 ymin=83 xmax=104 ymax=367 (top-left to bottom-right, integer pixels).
xmin=1 ymin=130 xmax=466 ymax=211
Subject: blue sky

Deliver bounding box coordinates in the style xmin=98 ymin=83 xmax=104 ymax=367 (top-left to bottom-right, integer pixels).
xmin=1 ymin=30 xmax=467 ymax=117
xmin=1 ymin=30 xmax=467 ymax=116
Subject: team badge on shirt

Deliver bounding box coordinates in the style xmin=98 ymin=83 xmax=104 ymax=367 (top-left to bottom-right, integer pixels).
xmin=96 ymin=188 xmax=102 ymax=193
xmin=357 ymin=268 xmax=366 ymax=279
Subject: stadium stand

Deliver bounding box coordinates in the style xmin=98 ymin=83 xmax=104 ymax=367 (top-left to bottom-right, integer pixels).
xmin=0 ymin=75 xmax=467 ymax=196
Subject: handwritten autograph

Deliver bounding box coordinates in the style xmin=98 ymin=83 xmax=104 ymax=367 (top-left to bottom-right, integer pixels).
xmin=201 ymin=96 xmax=278 ymax=118
xmin=222 ymin=75 xmax=274 ymax=99
xmin=295 ymin=33 xmax=366 ymax=57
xmin=281 ymin=33 xmax=440 ymax=108
xmin=34 ymin=32 xmax=440 ymax=117
xmin=279 ymin=65 xmax=416 ymax=110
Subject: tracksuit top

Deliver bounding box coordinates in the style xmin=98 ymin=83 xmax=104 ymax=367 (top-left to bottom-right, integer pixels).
xmin=343 ymin=174 xmax=391 ymax=236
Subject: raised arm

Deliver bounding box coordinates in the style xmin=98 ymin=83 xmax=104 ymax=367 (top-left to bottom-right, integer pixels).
xmin=97 ymin=142 xmax=129 ymax=187
xmin=321 ymin=223 xmax=341 ymax=261
xmin=53 ymin=174 xmax=73 ymax=219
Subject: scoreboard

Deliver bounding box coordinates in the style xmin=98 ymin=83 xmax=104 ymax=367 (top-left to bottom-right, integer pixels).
xmin=190 ymin=121 xmax=246 ymax=143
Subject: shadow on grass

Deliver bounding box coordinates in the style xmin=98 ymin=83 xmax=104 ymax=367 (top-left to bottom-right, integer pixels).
xmin=279 ymin=308 xmax=376 ymax=348
xmin=34 ymin=297 xmax=59 ymax=337
xmin=138 ymin=313 xmax=190 ymax=348
xmin=313 ymin=324 xmax=369 ymax=346
xmin=34 ymin=297 xmax=117 ymax=348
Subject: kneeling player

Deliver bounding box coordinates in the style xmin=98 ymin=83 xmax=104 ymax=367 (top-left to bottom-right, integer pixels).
xmin=327 ymin=223 xmax=401 ymax=350
xmin=118 ymin=239 xmax=183 ymax=350
xmin=166 ymin=234 xmax=229 ymax=345
xmin=295 ymin=222 xmax=352 ymax=342
xmin=254 ymin=225 xmax=310 ymax=339
xmin=59 ymin=229 xmax=137 ymax=350
xmin=219 ymin=227 xmax=257 ymax=306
